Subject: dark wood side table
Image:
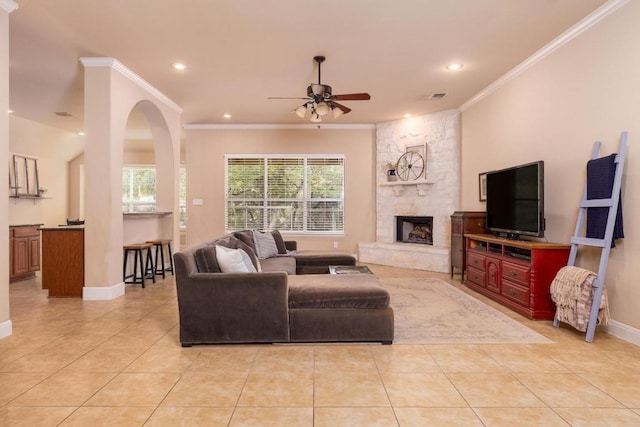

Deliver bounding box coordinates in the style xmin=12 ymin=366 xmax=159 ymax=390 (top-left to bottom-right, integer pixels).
xmin=450 ymin=211 xmax=486 ymax=283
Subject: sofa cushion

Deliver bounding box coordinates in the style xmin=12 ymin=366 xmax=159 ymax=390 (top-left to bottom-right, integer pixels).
xmin=194 ymin=245 xmax=221 ymax=273
xmin=215 ymin=245 xmax=257 ymax=273
xmin=252 ymin=230 xmax=279 ymax=259
xmin=232 ymin=230 xmax=256 ymax=252
xmin=293 ymin=251 xmax=356 ymax=267
xmin=270 ymin=230 xmax=288 ymax=254
xmin=230 ymin=237 xmax=261 ymax=271
xmin=287 ymin=275 xmax=389 ymax=309
xmin=259 ymin=256 xmax=297 ymax=275
xmin=208 ymin=234 xmax=260 ymax=271
xmin=195 ymin=235 xmax=261 ymax=272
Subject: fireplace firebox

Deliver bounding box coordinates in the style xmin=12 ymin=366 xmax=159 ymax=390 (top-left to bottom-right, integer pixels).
xmin=396 ymin=216 xmax=433 ymax=245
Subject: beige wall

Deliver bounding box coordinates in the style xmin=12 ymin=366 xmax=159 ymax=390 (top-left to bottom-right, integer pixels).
xmin=9 ymin=116 xmax=83 ymax=227
xmin=461 ymin=2 xmax=640 ymax=330
xmin=184 ymin=127 xmax=376 ymax=253
xmin=81 ymin=60 xmax=182 ymax=296
xmin=0 ymin=6 xmax=12 ymax=334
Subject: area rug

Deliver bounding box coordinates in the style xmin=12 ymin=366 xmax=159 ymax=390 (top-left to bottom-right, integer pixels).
xmin=381 ymin=278 xmax=552 ymax=344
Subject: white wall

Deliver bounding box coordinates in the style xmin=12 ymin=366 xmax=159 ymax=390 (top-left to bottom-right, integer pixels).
xmin=375 ymin=109 xmax=460 ymax=247
xmin=461 ymin=1 xmax=640 ymax=332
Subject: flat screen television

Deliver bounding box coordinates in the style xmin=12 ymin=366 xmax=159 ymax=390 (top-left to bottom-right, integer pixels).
xmin=486 ymin=160 xmax=545 ymax=239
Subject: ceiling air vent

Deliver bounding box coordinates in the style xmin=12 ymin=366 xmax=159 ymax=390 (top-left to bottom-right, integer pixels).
xmin=429 ymin=92 xmax=447 ymax=100
xmin=55 ymin=111 xmax=73 ymax=117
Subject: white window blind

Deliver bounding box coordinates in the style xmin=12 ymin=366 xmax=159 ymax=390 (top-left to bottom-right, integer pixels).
xmin=122 ymin=166 xmax=156 ymax=213
xmin=225 ymin=155 xmax=344 ymax=233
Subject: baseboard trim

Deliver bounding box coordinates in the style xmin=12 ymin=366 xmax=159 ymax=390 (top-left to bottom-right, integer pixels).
xmin=603 ymin=320 xmax=640 ymax=346
xmin=0 ymin=319 xmax=13 ymax=340
xmin=83 ymin=282 xmax=125 ymax=300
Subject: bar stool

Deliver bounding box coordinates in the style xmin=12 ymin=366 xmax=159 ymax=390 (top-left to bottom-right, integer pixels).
xmin=123 ymin=243 xmax=155 ymax=288
xmin=146 ymin=239 xmax=175 ymax=279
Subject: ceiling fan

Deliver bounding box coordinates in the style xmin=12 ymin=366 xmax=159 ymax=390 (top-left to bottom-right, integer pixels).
xmin=268 ymin=55 xmax=371 ymax=122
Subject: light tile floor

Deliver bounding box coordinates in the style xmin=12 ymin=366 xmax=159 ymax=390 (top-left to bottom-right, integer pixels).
xmin=1 ymin=264 xmax=640 ymax=426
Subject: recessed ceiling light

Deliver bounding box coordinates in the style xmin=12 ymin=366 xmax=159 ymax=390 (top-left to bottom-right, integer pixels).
xmin=403 ymin=114 xmax=412 ymax=118
xmin=446 ymin=63 xmax=463 ymax=71
xmin=8 ymin=109 xmax=13 ymax=114
xmin=223 ymin=114 xmax=231 ymax=119
xmin=171 ymin=62 xmax=187 ymax=70
xmin=78 ymin=132 xmax=85 ymax=136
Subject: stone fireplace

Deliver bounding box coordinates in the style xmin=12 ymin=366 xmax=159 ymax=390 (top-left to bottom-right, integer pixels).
xmin=396 ymin=216 xmax=433 ymax=245
xmin=358 ymin=109 xmax=460 ymax=273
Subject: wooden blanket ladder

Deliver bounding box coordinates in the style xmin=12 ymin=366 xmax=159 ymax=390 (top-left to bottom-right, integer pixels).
xmin=553 ymin=131 xmax=627 ymax=342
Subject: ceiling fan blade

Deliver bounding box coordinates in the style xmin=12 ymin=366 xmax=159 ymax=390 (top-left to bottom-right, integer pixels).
xmin=333 ymin=93 xmax=371 ymax=101
xmin=268 ymin=97 xmax=310 ymax=100
xmin=332 ymin=102 xmax=352 ymax=114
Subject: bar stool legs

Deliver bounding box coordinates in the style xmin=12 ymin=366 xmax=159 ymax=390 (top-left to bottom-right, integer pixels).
xmin=147 ymin=239 xmax=174 ymax=279
xmin=123 ymin=243 xmax=155 ymax=288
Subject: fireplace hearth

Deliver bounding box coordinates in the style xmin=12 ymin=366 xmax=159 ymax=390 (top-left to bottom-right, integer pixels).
xmin=396 ymin=216 xmax=433 ymax=245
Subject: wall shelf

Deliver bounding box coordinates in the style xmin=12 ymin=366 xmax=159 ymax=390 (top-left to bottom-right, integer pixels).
xmin=10 ymin=194 xmax=52 ymax=204
xmin=380 ymin=180 xmax=433 ymax=196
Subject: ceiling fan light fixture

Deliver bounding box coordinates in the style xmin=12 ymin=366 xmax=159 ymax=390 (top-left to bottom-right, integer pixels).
xmin=273 ymin=56 xmax=370 ymax=122
xmin=315 ymin=101 xmax=330 ymax=116
xmin=293 ymin=104 xmax=308 ymax=118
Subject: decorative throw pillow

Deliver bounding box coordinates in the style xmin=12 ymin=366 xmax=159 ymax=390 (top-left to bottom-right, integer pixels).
xmin=230 ymin=237 xmax=261 ymax=271
xmin=270 ymin=229 xmax=288 ymax=255
xmin=252 ymin=230 xmax=279 ymax=259
xmin=194 ymin=245 xmax=221 ymax=273
xmin=215 ymin=245 xmax=257 ymax=273
xmin=232 ymin=230 xmax=256 ymax=252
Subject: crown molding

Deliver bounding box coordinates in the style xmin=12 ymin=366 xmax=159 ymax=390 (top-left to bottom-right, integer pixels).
xmin=79 ymin=57 xmax=183 ymax=114
xmin=459 ymin=0 xmax=630 ymax=112
xmin=183 ymin=123 xmax=376 ymax=130
xmin=0 ymin=0 xmax=18 ymax=13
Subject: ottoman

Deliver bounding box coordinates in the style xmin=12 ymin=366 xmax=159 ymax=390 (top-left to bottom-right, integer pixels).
xmin=287 ymin=274 xmax=394 ymax=344
xmin=293 ymin=250 xmax=357 ymax=274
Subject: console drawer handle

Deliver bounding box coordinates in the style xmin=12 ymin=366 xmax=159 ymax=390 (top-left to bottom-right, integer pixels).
xmin=510 ymin=288 xmax=517 ymax=296
xmin=510 ymin=270 xmax=517 ymax=276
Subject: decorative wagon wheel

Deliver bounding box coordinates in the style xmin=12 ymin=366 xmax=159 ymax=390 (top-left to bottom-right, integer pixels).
xmin=396 ymin=151 xmax=425 ymax=181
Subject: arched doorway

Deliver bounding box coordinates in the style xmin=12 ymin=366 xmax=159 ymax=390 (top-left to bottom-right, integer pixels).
xmin=81 ymin=58 xmax=182 ymax=300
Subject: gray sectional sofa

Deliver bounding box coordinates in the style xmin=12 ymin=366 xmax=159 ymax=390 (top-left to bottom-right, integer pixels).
xmin=173 ymin=230 xmax=394 ymax=346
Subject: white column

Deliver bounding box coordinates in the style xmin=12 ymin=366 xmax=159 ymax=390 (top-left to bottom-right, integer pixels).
xmin=0 ymin=0 xmax=19 ymax=339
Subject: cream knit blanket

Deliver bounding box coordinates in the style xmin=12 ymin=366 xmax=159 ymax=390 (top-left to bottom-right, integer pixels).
xmin=550 ymin=266 xmax=611 ymax=332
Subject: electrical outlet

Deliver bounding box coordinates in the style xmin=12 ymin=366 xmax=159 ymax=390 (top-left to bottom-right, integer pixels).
xmin=333 ymin=241 xmax=338 ymax=249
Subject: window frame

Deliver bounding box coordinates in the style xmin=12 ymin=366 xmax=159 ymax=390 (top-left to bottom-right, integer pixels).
xmin=224 ymin=154 xmax=345 ymax=235
xmin=121 ymin=164 xmax=187 ymax=228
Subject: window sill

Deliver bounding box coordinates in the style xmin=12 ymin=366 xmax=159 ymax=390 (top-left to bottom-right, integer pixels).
xmin=123 ymin=212 xmax=172 ymax=219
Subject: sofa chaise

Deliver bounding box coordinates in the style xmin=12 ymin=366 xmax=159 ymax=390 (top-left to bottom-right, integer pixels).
xmin=173 ymin=231 xmax=394 ymax=346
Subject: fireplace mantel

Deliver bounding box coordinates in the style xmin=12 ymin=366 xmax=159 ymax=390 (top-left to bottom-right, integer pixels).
xmin=380 ymin=180 xmax=433 ymax=196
